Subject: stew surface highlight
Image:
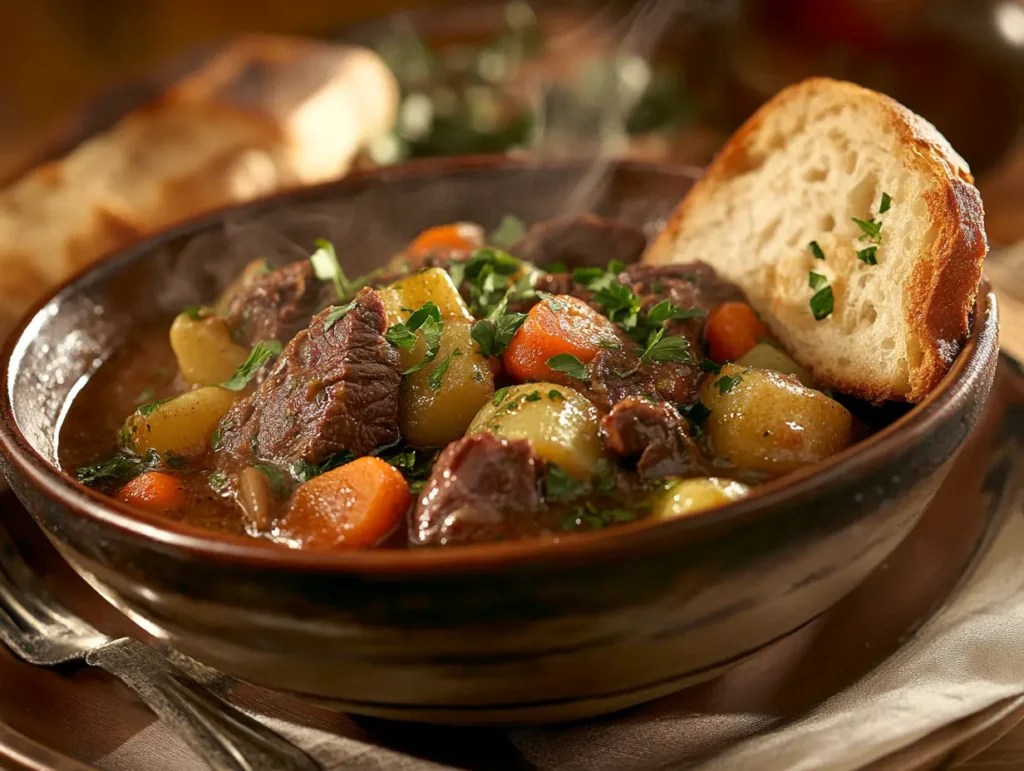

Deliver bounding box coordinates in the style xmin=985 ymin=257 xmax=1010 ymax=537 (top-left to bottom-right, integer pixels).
xmin=60 ymin=214 xmax=863 ymax=549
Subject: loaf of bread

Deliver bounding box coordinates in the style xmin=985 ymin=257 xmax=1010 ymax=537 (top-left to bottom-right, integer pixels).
xmin=0 ymin=34 xmax=399 ymax=336
xmin=646 ymin=77 xmax=988 ymax=403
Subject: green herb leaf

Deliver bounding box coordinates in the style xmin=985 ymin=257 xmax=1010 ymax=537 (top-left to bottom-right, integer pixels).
xmin=857 ymin=246 xmax=878 ymax=265
xmin=525 ymin=391 xmax=542 ymax=402
xmin=208 ymin=470 xmax=229 ymax=492
xmin=253 ymin=462 xmax=290 ymax=496
xmin=608 ymin=260 xmax=626 ymax=275
xmin=402 ymin=315 xmax=445 ymax=375
xmin=646 ymin=299 xmax=707 ymax=326
xmin=76 ymin=449 xmax=160 ymax=488
xmin=166 ymin=456 xmax=188 ymax=470
xmin=545 ymin=261 xmax=568 ymax=274
xmin=290 ymin=451 xmax=355 ymax=483
xmin=546 ymin=464 xmax=587 ymax=500
xmin=221 ymin=340 xmax=283 ymax=390
xmin=852 ymin=217 xmax=882 ymax=242
xmin=808 ymin=241 xmax=826 ymax=260
xmin=644 ymin=332 xmax=693 ymax=364
xmin=879 ymin=192 xmax=893 ymax=214
xmin=323 ymin=300 xmax=357 ymax=332
xmin=385 ymin=323 xmax=420 ymax=351
xmin=682 ymin=401 xmax=711 ymax=426
xmin=536 ymin=291 xmax=564 ymax=312
xmin=572 ymin=266 xmax=606 ymax=287
xmin=810 ymin=285 xmax=834 ymax=321
xmin=211 ymin=426 xmax=222 ymax=451
xmin=135 ymin=387 xmax=156 ymax=405
xmin=427 ymin=347 xmax=462 ymax=391
xmin=715 ymin=374 xmax=743 ymax=394
xmin=405 ymin=301 xmax=442 ymax=330
xmin=547 ymin=389 xmax=564 ymax=401
xmin=490 ymin=214 xmax=527 ymax=248
xmin=808 ymin=271 xmax=829 ymax=291
xmin=492 ymin=386 xmax=510 ymax=406
xmin=470 ymin=310 xmax=526 ymax=357
xmin=546 ymin=353 xmax=588 ymax=381
xmin=700 ymin=358 xmax=722 ymax=374
xmin=377 ymin=446 xmax=438 ymax=492
xmin=309 ymin=239 xmax=347 ymax=299
xmin=593 ymin=282 xmax=642 ymax=330
xmin=136 ymin=398 xmax=170 ymax=417
xmin=181 ymin=305 xmax=211 ymax=321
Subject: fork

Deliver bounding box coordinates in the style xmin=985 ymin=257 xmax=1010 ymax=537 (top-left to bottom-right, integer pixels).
xmin=0 ymin=521 xmax=320 ymax=771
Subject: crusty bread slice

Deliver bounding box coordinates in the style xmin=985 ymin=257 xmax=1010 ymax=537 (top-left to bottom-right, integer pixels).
xmin=0 ymin=35 xmax=398 ymax=336
xmin=645 ymin=77 xmax=988 ymax=403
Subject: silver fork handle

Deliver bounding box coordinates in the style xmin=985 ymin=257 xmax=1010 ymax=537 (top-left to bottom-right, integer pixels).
xmin=86 ymin=638 xmax=319 ymax=771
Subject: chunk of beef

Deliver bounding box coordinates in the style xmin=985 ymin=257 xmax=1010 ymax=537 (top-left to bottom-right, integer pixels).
xmin=587 ymin=344 xmax=703 ymax=413
xmin=218 ymin=288 xmax=401 ymax=470
xmin=509 ymin=214 xmax=646 ymax=270
xmin=622 ymin=263 xmax=746 ymax=315
xmin=224 ymin=260 xmax=323 ymax=346
xmin=411 ymin=434 xmax=546 ymax=546
xmin=601 ymin=398 xmax=702 ymax=479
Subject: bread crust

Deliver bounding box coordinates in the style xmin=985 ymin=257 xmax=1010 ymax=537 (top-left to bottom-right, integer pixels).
xmin=646 ymin=77 xmax=988 ymax=403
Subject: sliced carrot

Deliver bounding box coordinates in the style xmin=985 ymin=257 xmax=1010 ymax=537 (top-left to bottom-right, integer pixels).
xmin=117 ymin=471 xmax=185 ymax=511
xmin=704 ymin=302 xmax=769 ymax=363
xmin=283 ymin=457 xmax=411 ymax=549
xmin=503 ymin=294 xmax=620 ymax=384
xmin=406 ymin=223 xmax=484 ymax=259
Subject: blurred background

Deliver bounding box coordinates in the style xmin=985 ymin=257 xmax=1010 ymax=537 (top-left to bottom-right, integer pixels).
xmin=1 ymin=0 xmax=1023 ymax=243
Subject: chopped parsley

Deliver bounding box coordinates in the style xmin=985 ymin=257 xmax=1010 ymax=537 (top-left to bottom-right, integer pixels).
xmin=137 ymin=399 xmax=170 ymax=417
xmin=492 ymin=386 xmax=510 ymax=406
xmin=378 ymin=447 xmax=438 ymax=493
xmin=592 ymin=282 xmax=642 ymax=331
xmin=449 ymin=247 xmax=525 ymax=316
xmin=387 ymin=303 xmax=444 ymax=375
xmin=253 ymin=462 xmax=290 ymax=496
xmin=857 ymin=246 xmax=878 ymax=265
xmin=290 ymin=451 xmax=356 ymax=483
xmin=208 ymin=471 xmax=229 ymax=492
xmin=597 ymin=338 xmax=622 ymax=350
xmin=76 ymin=449 xmax=160 ymax=488
xmin=166 ymin=456 xmax=188 ymax=471
xmin=852 ymin=217 xmax=883 ymax=242
xmin=810 ymin=284 xmax=834 ymax=321
xmin=524 ymin=391 xmax=542 ymax=402
xmin=879 ymin=192 xmax=893 ymax=214
xmin=210 ymin=426 xmax=222 ymax=451
xmin=323 ymin=301 xmax=356 ymax=332
xmin=536 ymin=291 xmax=565 ymax=312
xmin=682 ymin=400 xmax=711 ymax=427
xmin=180 ymin=305 xmax=211 ymax=321
xmin=560 ymin=501 xmax=638 ymax=531
xmin=470 ymin=290 xmax=526 ymax=357
xmin=135 ymin=387 xmax=156 ymax=405
xmin=546 ymin=353 xmax=589 ymax=381
xmin=715 ymin=373 xmax=743 ymax=394
xmin=809 ymin=272 xmax=829 ymax=292
xmin=427 ymin=347 xmax=462 ymax=391
xmin=618 ymin=328 xmax=693 ymax=377
xmin=808 ymin=241 xmax=825 ymax=260
xmin=646 ymin=299 xmax=706 ymax=325
xmin=545 ymin=464 xmax=588 ymax=500
xmin=547 ymin=389 xmax=564 ymax=401
xmin=221 ymin=340 xmax=283 ymax=390
xmin=489 ymin=214 xmax=527 ymax=248
xmin=700 ymin=359 xmax=722 ymax=374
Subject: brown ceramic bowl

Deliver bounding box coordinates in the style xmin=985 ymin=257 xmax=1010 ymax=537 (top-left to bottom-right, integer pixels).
xmin=0 ymin=157 xmax=1000 ymax=725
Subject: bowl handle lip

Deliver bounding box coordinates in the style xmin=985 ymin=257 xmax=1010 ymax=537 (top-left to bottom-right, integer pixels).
xmin=0 ymin=164 xmax=1000 ymax=576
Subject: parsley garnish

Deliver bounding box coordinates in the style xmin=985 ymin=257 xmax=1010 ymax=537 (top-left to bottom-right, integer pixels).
xmin=290 ymin=451 xmax=355 ymax=483
xmin=852 ymin=217 xmax=882 ymax=242
xmin=857 ymin=246 xmax=878 ymax=265
xmin=560 ymin=502 xmax=637 ymax=531
xmin=427 ymin=347 xmax=462 ymax=391
xmin=546 ymin=353 xmax=589 ymax=381
xmin=809 ymin=272 xmax=829 ymax=292
xmin=547 ymin=389 xmax=564 ymax=401
xmin=700 ymin=358 xmax=722 ymax=374
xmin=166 ymin=456 xmax=188 ymax=470
xmin=572 ymin=266 xmax=605 ymax=286
xmin=545 ymin=261 xmax=568 ymax=274
xmin=545 ymin=464 xmax=588 ymax=500
xmin=253 ymin=462 xmax=290 ymax=496
xmin=593 ymin=282 xmax=642 ymax=331
xmin=452 ymin=247 xmax=525 ymax=316
xmin=682 ymin=401 xmax=711 ymax=427
xmin=808 ymin=241 xmax=825 ymax=260
xmin=618 ymin=328 xmax=693 ymax=377
xmin=646 ymin=299 xmax=707 ymax=325
xmin=536 ymin=291 xmax=565 ymax=312
xmin=76 ymin=449 xmax=160 ymax=488
xmin=211 ymin=426 xmax=222 ymax=451
xmin=137 ymin=399 xmax=170 ymax=417
xmin=492 ymin=386 xmax=510 ymax=406
xmin=715 ymin=374 xmax=743 ymax=394
xmin=388 ymin=303 xmax=445 ymax=374
xmin=378 ymin=447 xmax=437 ymax=493
xmin=221 ymin=340 xmax=283 ymax=390
xmin=525 ymin=391 xmax=542 ymax=402
xmin=490 ymin=214 xmax=527 ymax=248
xmin=810 ymin=284 xmax=834 ymax=321
xmin=180 ymin=305 xmax=211 ymax=321
xmin=135 ymin=387 xmax=156 ymax=405
xmin=597 ymin=338 xmax=622 ymax=350
xmin=323 ymin=300 xmax=356 ymax=332
xmin=879 ymin=192 xmax=893 ymax=214
xmin=309 ymin=239 xmax=347 ymax=298
xmin=470 ymin=290 xmax=526 ymax=357
xmin=208 ymin=471 xmax=229 ymax=492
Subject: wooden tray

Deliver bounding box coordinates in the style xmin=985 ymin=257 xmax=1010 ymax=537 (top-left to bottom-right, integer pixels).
xmin=0 ymin=355 xmax=1020 ymax=771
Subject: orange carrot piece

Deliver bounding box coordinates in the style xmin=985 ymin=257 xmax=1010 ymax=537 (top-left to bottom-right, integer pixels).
xmin=283 ymin=457 xmax=411 ymax=549
xmin=117 ymin=471 xmax=185 ymax=511
xmin=406 ymin=223 xmax=484 ymax=259
xmin=503 ymin=294 xmax=619 ymax=383
xmin=705 ymin=302 xmax=769 ymax=363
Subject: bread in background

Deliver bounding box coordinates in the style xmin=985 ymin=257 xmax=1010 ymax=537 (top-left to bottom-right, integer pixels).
xmin=0 ymin=34 xmax=399 ymax=335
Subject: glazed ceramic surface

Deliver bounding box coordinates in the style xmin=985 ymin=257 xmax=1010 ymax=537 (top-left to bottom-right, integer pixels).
xmin=0 ymin=158 xmax=1000 ymax=723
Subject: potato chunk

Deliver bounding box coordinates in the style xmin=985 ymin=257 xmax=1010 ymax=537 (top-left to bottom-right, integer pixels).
xmin=400 ymin=319 xmax=494 ymax=447
xmin=736 ymin=342 xmax=814 ymax=387
xmin=120 ymin=386 xmax=237 ymax=458
xmin=700 ymin=364 xmax=853 ymax=474
xmin=468 ymin=382 xmax=601 ymax=479
xmin=652 ymin=477 xmax=750 ymax=519
xmin=169 ymin=313 xmax=250 ymax=386
xmin=380 ymin=267 xmax=473 ymax=325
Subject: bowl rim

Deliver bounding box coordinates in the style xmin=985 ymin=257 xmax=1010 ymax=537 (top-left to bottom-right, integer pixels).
xmin=0 ymin=155 xmax=1001 ymax=575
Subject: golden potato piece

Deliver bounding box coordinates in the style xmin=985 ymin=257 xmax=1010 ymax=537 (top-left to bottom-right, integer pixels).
xmin=121 ymin=386 xmax=237 ymax=458
xmin=169 ymin=313 xmax=250 ymax=386
xmin=700 ymin=364 xmax=853 ymax=474
xmin=652 ymin=477 xmax=750 ymax=519
xmin=468 ymin=382 xmax=601 ymax=479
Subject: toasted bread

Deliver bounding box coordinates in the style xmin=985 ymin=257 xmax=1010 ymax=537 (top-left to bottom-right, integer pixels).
xmin=0 ymin=34 xmax=399 ymax=336
xmin=645 ymin=77 xmax=988 ymax=403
